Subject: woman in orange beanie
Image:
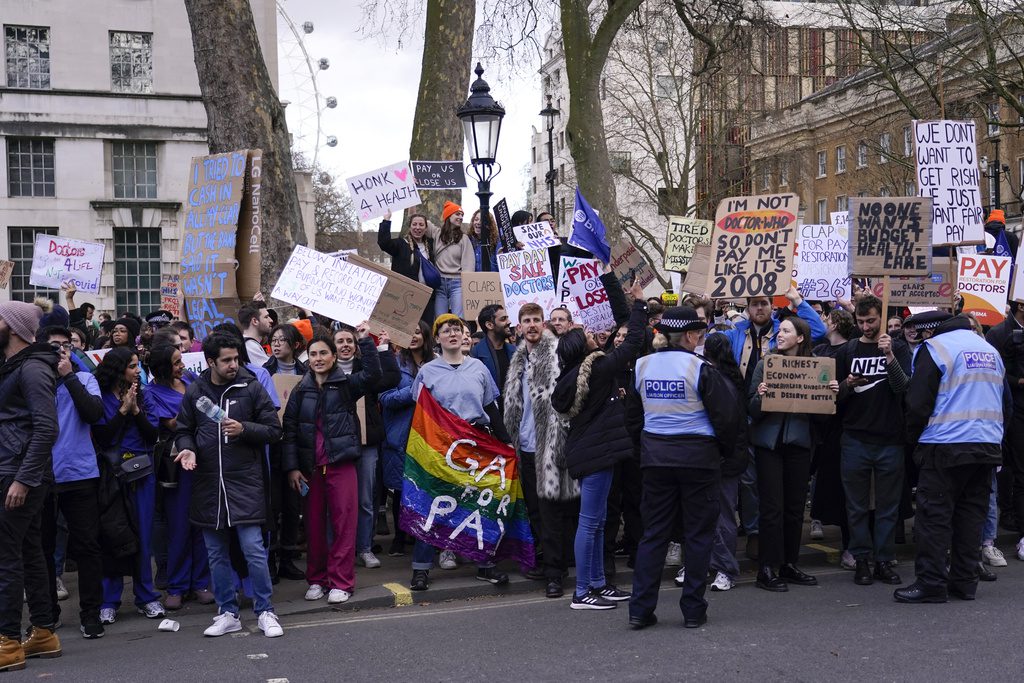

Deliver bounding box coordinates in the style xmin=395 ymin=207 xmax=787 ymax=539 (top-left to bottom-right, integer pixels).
xmin=430 ymin=201 xmax=475 ymax=319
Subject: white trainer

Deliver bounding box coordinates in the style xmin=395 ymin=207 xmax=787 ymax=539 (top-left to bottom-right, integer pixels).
xmin=327 ymin=589 xmax=351 ymax=604
xmin=99 ymin=608 xmax=116 ymax=625
xmin=1016 ymin=538 xmax=1024 ymax=562
xmin=982 ymin=544 xmax=1007 ymax=567
xmin=710 ymin=572 xmax=734 ymax=592
xmin=258 ymin=611 xmax=283 ymax=638
xmin=439 ymin=550 xmax=458 ymax=570
xmin=673 ymin=566 xmax=686 ymax=587
xmin=137 ymin=600 xmax=165 ymax=619
xmin=204 ymin=612 xmax=242 ymax=637
xmin=55 ymin=577 xmax=69 ymax=601
xmin=810 ymin=520 xmax=824 ymax=540
xmin=357 ymin=551 xmax=381 ymax=569
xmin=304 ymin=584 xmax=325 ymax=601
xmin=666 ymin=542 xmax=683 ymax=567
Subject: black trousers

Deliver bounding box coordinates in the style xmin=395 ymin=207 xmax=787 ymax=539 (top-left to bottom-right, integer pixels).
xmin=756 ymin=444 xmax=812 ymax=568
xmin=1008 ymin=413 xmax=1024 ymax=532
xmin=0 ymin=478 xmax=52 ymax=637
xmin=914 ymin=460 xmax=992 ymax=593
xmin=538 ymin=497 xmax=579 ymax=580
xmin=605 ymin=456 xmax=643 ymax=577
xmin=42 ymin=482 xmax=104 ymax=623
xmin=518 ymin=451 xmax=544 ymax=559
xmin=629 ymin=467 xmax=719 ymax=621
xmin=268 ymin=450 xmax=301 ymax=556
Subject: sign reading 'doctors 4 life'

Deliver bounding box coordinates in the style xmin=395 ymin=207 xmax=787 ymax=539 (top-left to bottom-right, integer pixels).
xmin=664 ymin=216 xmax=713 ymax=272
xmin=704 ymin=193 xmax=798 ymax=299
xmin=497 ymin=248 xmax=557 ymax=322
xmin=848 ymin=197 xmax=932 ymax=276
xmin=30 ymin=235 xmax=105 ymax=293
xmin=958 ymin=254 xmax=1011 ymax=326
xmin=914 ymin=120 xmax=985 ymax=246
xmin=411 ymin=161 xmax=467 ymax=190
xmin=762 ymin=355 xmax=836 ymax=415
xmin=271 ymin=245 xmax=387 ymax=326
xmin=347 ymin=161 xmax=421 ymax=222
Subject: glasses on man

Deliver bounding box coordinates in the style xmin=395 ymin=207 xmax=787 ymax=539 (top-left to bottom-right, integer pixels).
xmin=49 ymin=342 xmax=73 ymax=351
xmin=270 ymin=337 xmax=288 ymax=346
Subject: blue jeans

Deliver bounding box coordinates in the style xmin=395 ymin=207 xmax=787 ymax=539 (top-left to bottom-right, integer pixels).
xmin=203 ymin=524 xmax=274 ymax=616
xmin=356 ymin=445 xmax=379 ymax=553
xmin=435 ymin=276 xmax=463 ymax=319
xmin=840 ymin=434 xmax=904 ymax=562
xmin=983 ymin=470 xmax=998 ymax=544
xmin=574 ymin=468 xmax=614 ymax=597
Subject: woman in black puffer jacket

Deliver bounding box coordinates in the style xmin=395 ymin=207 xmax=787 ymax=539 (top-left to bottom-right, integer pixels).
xmin=551 ymin=276 xmax=648 ymax=610
xmin=283 ymin=330 xmax=381 ymax=605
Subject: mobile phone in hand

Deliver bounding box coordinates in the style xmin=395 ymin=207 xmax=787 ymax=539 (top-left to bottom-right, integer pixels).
xmin=299 ymin=480 xmax=309 ymax=497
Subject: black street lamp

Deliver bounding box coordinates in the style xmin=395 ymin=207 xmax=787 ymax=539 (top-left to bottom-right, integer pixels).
xmin=457 ymin=63 xmax=505 ymax=272
xmin=982 ymin=134 xmax=1010 ymax=212
xmin=539 ymin=95 xmax=561 ymax=217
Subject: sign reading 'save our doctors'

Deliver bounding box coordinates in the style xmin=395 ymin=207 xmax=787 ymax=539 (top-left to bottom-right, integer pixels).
xmin=30 ymin=235 xmax=105 ymax=293
xmin=347 ymin=161 xmax=421 ymax=222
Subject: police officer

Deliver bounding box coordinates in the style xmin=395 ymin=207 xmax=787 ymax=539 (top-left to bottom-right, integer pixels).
xmin=895 ymin=312 xmax=1011 ymax=603
xmin=626 ymin=307 xmax=745 ymax=629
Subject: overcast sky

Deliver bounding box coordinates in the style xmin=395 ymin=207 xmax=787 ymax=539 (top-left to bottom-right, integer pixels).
xmin=278 ymin=0 xmax=541 ymax=225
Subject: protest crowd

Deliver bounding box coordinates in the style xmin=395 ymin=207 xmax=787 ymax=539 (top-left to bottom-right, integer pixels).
xmin=1 ymin=176 xmax=1022 ymax=670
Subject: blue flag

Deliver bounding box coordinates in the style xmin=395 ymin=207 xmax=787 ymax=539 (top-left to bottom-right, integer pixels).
xmin=995 ymin=230 xmax=1013 ymax=260
xmin=569 ymin=187 xmax=612 ymax=264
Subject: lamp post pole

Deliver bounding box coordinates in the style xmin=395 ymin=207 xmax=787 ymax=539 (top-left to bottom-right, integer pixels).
xmin=540 ymin=96 xmax=561 ymax=218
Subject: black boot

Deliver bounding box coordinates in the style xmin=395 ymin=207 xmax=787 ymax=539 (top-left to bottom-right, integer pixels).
xmin=854 ymin=559 xmax=874 ymax=585
xmin=779 ymin=563 xmax=818 ymax=586
xmin=873 ymin=561 xmax=901 ymax=585
xmin=756 ymin=565 xmax=788 ymax=592
xmin=278 ymin=556 xmax=306 ymax=581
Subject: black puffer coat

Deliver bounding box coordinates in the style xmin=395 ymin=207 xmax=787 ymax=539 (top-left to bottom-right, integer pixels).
xmin=282 ymin=339 xmax=381 ymax=474
xmin=174 ymin=366 xmax=282 ymax=529
xmin=0 ymin=343 xmax=58 ymax=487
xmin=349 ymin=349 xmax=399 ymax=446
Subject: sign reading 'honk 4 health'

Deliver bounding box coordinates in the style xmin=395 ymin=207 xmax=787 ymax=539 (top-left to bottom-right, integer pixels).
xmin=347 ymin=161 xmax=421 ymax=222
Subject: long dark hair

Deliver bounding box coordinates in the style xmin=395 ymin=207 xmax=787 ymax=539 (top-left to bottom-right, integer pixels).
xmin=95 ymin=347 xmax=138 ymax=395
xmin=400 ymin=320 xmax=435 ymax=370
xmin=557 ymin=329 xmax=590 ymax=371
xmin=148 ymin=345 xmax=179 ymax=384
xmin=778 ymin=316 xmax=814 ymax=357
xmin=469 ymin=209 xmax=498 ymax=247
xmin=702 ymin=334 xmax=744 ymax=391
xmin=439 ymin=217 xmax=463 ymax=246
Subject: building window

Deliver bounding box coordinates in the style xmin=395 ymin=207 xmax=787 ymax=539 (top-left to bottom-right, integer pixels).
xmin=559 ymin=197 xmax=566 ymax=227
xmin=761 ymin=164 xmax=771 ymax=190
xmin=110 ymin=31 xmax=153 ymax=93
xmin=610 ymin=151 xmax=632 ymax=175
xmin=114 ymin=228 xmax=161 ymax=314
xmin=779 ymin=162 xmax=789 ymax=186
xmin=987 ymin=102 xmax=1000 ymax=136
xmin=817 ymin=150 xmax=827 ymax=178
xmin=4 ymin=25 xmax=50 ymax=89
xmin=531 ymin=177 xmax=537 ymax=195
xmin=836 ymin=195 xmax=848 ymax=213
xmin=816 ymin=199 xmax=827 ymax=223
xmin=836 ymin=146 xmax=846 ymax=173
xmin=6 ymin=227 xmax=58 ymax=302
xmin=655 ymin=75 xmax=684 ymax=100
xmin=879 ymin=133 xmax=892 ymax=164
xmin=531 ymin=146 xmax=536 ymax=164
xmin=857 ymin=141 xmax=868 ymax=168
xmin=802 ymin=29 xmax=826 ymax=77
xmin=903 ymin=126 xmax=912 ymax=156
xmin=558 ymin=131 xmax=565 ymax=151
xmin=879 ymin=186 xmax=891 ymax=197
xmin=112 ymin=141 xmax=157 ymax=199
xmin=905 ymin=181 xmax=916 ymax=196
xmin=7 ymin=138 xmax=55 ymax=197
xmin=600 ymin=78 xmax=606 ymax=100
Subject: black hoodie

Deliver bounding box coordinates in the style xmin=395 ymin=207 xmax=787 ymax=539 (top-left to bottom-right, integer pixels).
xmin=0 ymin=343 xmax=59 ymax=487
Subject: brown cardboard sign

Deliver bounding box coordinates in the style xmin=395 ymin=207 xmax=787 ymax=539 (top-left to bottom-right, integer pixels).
xmin=761 ymin=355 xmax=836 ymax=415
xmin=236 ymin=149 xmax=264 ymax=301
xmin=610 ymin=241 xmax=657 ymax=288
xmin=867 ymin=258 xmax=952 ymax=306
xmin=272 ymin=374 xmax=301 ymax=424
xmin=0 ymin=260 xmax=14 ymax=289
xmin=346 ymin=254 xmax=433 ymax=348
xmin=681 ymin=244 xmax=711 ymax=295
xmin=848 ymin=197 xmax=932 ymax=276
xmin=462 ymin=272 xmax=505 ymax=324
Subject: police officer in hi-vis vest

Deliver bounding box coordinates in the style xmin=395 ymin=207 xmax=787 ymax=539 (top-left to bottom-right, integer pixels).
xmin=626 ymin=307 xmax=745 ymax=629
xmin=896 ymin=312 xmax=1011 ymax=603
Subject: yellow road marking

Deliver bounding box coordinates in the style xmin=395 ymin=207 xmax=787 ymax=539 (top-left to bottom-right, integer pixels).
xmin=806 ymin=543 xmax=840 ymax=562
xmin=383 ymin=582 xmax=413 ymax=607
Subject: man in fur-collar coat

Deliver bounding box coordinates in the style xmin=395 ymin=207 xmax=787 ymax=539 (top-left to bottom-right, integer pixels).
xmin=505 ymin=303 xmax=580 ymax=598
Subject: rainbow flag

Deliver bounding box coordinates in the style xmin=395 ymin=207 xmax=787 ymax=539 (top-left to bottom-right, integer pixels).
xmin=399 ymin=388 xmax=535 ymax=567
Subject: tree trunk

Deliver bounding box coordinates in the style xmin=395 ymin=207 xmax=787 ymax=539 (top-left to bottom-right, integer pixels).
xmin=184 ymin=0 xmax=306 ymax=297
xmin=408 ymin=0 xmax=475 ymax=226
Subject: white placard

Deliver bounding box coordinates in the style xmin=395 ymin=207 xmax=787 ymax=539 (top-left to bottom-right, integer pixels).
xmin=497 ymin=248 xmax=557 ymax=322
xmin=181 ymin=351 xmax=208 ymax=376
xmin=562 ymin=258 xmax=615 ymax=333
xmin=913 ymin=120 xmax=984 ymax=246
xmin=830 ymin=211 xmax=849 ymax=229
xmin=346 ymin=160 xmax=421 ymax=222
xmin=796 ymin=224 xmax=851 ymax=300
xmin=29 ymin=235 xmax=105 ymax=293
xmin=513 ymin=221 xmax=560 ymax=250
xmin=958 ymin=254 xmax=1011 ymax=326
xmin=271 ymin=245 xmax=387 ymax=326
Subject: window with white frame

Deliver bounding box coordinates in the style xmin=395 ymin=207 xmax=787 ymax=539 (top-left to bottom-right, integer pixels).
xmin=6 ymin=227 xmax=58 ymax=302
xmin=110 ymin=31 xmax=153 ymax=94
xmin=817 ymin=150 xmax=827 ymax=178
xmin=4 ymin=25 xmax=50 ymax=89
xmin=112 ymin=141 xmax=157 ymax=199
xmin=836 ymin=195 xmax=848 ymax=213
xmin=7 ymin=138 xmax=55 ymax=197
xmin=857 ymin=142 xmax=868 ymax=168
xmin=879 ymin=186 xmax=891 ymax=197
xmin=761 ymin=163 xmax=771 ymax=190
xmin=905 ymin=181 xmax=916 ymax=196
xmin=817 ymin=198 xmax=827 ymax=223
xmin=655 ymin=75 xmax=685 ymax=100
xmin=610 ymin=151 xmax=632 ymax=175
xmin=114 ymin=228 xmax=162 ymax=314
xmin=879 ymin=133 xmax=892 ymax=164
xmin=903 ymin=126 xmax=912 ymax=156
xmin=836 ymin=146 xmax=846 ymax=173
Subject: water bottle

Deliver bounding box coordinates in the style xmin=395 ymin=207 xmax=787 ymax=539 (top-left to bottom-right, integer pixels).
xmin=196 ymin=396 xmax=226 ymax=423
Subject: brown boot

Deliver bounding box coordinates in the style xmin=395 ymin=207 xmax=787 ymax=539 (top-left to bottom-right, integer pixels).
xmin=0 ymin=635 xmax=26 ymax=672
xmin=21 ymin=627 xmax=61 ymax=659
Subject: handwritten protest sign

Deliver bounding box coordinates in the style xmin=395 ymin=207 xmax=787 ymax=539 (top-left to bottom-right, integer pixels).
xmin=181 ymin=351 xmax=208 ymax=376
xmin=271 ymin=245 xmax=387 ymax=326
xmin=704 ymin=193 xmax=798 ymax=298
xmin=958 ymin=254 xmax=1010 ymax=325
xmin=29 ymin=235 xmax=105 ymax=293
xmin=830 ymin=211 xmax=849 ymax=229
xmin=160 ymin=275 xmax=181 ymax=319
xmin=559 ymin=254 xmax=596 ymax=305
xmin=914 ymin=120 xmax=984 ymax=246
xmin=273 ymin=374 xmax=301 ymax=424
xmin=346 ymin=254 xmax=433 ymax=348
xmin=411 ymin=161 xmax=467 ymax=190
xmin=848 ymin=197 xmax=932 ymax=276
xmin=1012 ymin=242 xmax=1024 ymax=304
xmin=346 ymin=161 xmax=421 ymax=222
xmin=796 ymin=224 xmax=850 ymax=300
xmin=562 ymin=258 xmax=615 ymax=332
xmin=497 ymin=248 xmax=557 ymax=321
xmin=235 ymin=149 xmax=263 ymax=301
xmin=513 ymin=221 xmax=560 ymax=250
xmin=682 ymin=245 xmax=711 ymax=295
xmin=664 ymin=217 xmax=713 ymax=272
xmin=494 ymin=198 xmax=515 ymax=253
xmin=182 ymin=150 xmax=247 ymax=339
xmin=762 ymin=355 xmax=836 ymax=415
xmin=867 ymin=258 xmax=953 ymax=306
xmin=0 ymin=260 xmax=14 ymax=289
xmin=610 ymin=241 xmax=657 ymax=288
xmin=462 ymin=272 xmax=504 ymax=323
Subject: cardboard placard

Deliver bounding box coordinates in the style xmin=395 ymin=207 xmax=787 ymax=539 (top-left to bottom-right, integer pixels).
xmin=346 ymin=160 xmax=421 ymax=222
xmin=29 ymin=235 xmax=105 ymax=293
xmin=610 ymin=241 xmax=657 ymax=288
xmin=561 ymin=258 xmax=614 ymax=332
xmin=958 ymin=254 xmax=1011 ymax=326
xmin=272 ymin=374 xmax=301 ymax=424
xmin=160 ymin=275 xmax=181 ymax=319
xmin=705 ymin=193 xmax=798 ymax=298
xmin=411 ymin=161 xmax=467 ymax=190
xmin=848 ymin=197 xmax=932 ymax=276
xmin=356 ymin=397 xmax=368 ymax=446
xmin=345 ymin=253 xmax=433 ymax=348
xmin=664 ymin=217 xmax=713 ymax=272
xmin=462 ymin=272 xmax=504 ymax=324
xmin=867 ymin=258 xmax=953 ymax=306
xmin=681 ymin=244 xmax=711 ymax=295
xmin=558 ymin=254 xmax=599 ymax=306
xmin=235 ymin=149 xmax=264 ymax=301
xmin=1011 ymin=241 xmax=1024 ymax=304
xmin=913 ymin=120 xmax=984 ymax=246
xmin=513 ymin=221 xmax=560 ymax=251
xmin=271 ymin=245 xmax=387 ymax=326
xmin=0 ymin=260 xmax=14 ymax=289
xmin=796 ymin=223 xmax=850 ymax=300
xmin=494 ymin=198 xmax=515 ymax=253
xmin=762 ymin=355 xmax=836 ymax=415
xmin=497 ymin=248 xmax=557 ymax=321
